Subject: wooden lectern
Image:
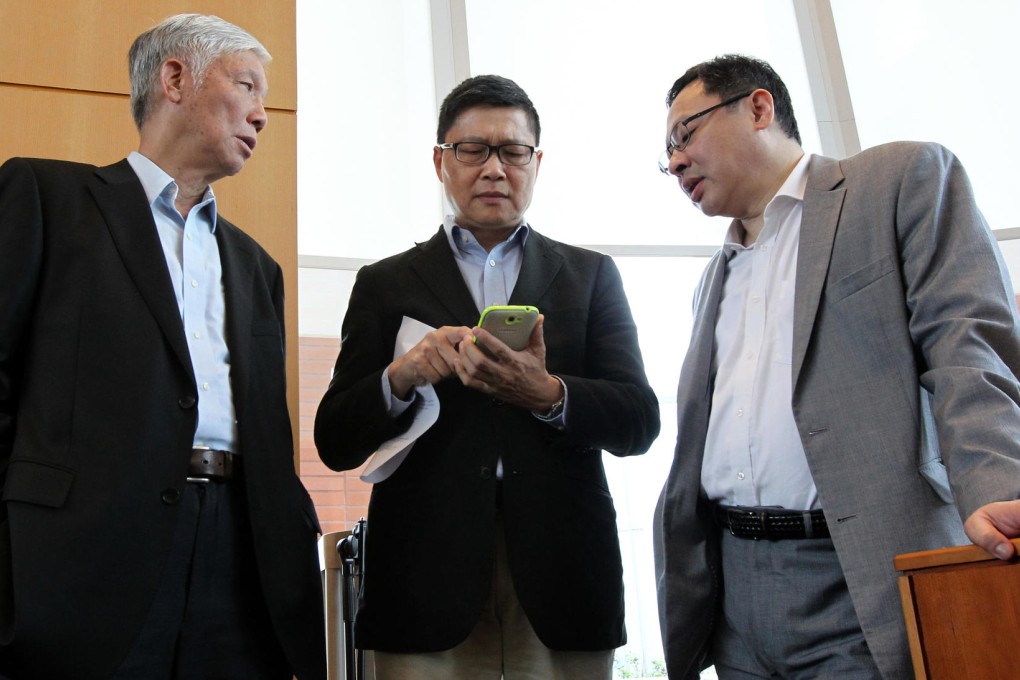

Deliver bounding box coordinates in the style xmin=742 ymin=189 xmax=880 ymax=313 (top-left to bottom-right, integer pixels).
xmin=895 ymin=537 xmax=1020 ymax=680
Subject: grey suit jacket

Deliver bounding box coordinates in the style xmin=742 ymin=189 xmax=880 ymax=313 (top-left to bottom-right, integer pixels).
xmin=655 ymin=142 xmax=1020 ymax=680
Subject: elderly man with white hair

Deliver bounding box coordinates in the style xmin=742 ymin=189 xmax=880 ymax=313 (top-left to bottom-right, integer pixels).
xmin=0 ymin=14 xmax=325 ymax=679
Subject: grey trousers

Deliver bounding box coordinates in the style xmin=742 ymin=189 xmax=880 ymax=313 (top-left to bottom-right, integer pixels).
xmin=711 ymin=530 xmax=882 ymax=679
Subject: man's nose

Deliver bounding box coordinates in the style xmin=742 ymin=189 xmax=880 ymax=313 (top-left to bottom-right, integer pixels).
xmin=480 ymin=150 xmax=507 ymax=178
xmin=250 ymin=101 xmax=267 ymax=133
xmin=668 ymin=148 xmax=688 ymax=177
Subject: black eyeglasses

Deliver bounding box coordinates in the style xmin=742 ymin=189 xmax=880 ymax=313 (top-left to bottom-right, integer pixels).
xmin=438 ymin=142 xmax=537 ymax=166
xmin=657 ymin=91 xmax=753 ymax=175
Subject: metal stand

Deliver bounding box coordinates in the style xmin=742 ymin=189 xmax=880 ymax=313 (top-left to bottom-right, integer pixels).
xmin=319 ymin=518 xmax=368 ymax=680
xmin=338 ymin=518 xmax=367 ymax=680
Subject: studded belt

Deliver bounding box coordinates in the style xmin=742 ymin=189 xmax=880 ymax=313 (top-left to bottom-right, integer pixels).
xmin=714 ymin=504 xmax=829 ymax=540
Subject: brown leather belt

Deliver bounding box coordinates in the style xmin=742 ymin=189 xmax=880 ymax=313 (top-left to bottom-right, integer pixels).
xmin=714 ymin=504 xmax=829 ymax=540
xmin=187 ymin=448 xmax=235 ymax=482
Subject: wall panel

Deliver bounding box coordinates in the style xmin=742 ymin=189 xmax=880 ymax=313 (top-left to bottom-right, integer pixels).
xmin=0 ymin=0 xmax=295 ymax=108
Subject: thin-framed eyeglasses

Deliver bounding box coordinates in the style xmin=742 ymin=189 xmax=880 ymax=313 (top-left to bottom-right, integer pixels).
xmin=657 ymin=91 xmax=754 ymax=175
xmin=438 ymin=142 xmax=537 ymax=166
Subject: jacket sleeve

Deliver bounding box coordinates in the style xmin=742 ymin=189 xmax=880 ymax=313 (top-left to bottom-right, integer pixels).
xmin=556 ymin=255 xmax=661 ymax=456
xmin=313 ymin=263 xmax=418 ymax=471
xmin=898 ymin=143 xmax=1020 ymax=520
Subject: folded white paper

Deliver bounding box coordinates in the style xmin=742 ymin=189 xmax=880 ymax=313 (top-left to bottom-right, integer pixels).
xmin=360 ymin=316 xmax=441 ymax=483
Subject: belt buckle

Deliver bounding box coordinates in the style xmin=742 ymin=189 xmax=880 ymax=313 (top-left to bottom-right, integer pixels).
xmin=189 ymin=445 xmax=210 ymax=484
xmin=740 ymin=508 xmax=768 ymax=541
xmin=727 ymin=507 xmax=768 ymax=541
xmin=188 ymin=446 xmax=232 ymax=483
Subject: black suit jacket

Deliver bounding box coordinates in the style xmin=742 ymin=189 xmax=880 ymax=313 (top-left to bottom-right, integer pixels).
xmin=314 ymin=227 xmax=660 ymax=653
xmin=0 ymin=158 xmax=325 ymax=679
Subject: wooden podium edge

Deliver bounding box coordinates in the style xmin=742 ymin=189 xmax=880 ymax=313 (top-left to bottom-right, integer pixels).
xmin=897 ymin=574 xmax=929 ymax=680
xmin=894 ymin=537 xmax=1020 ymax=572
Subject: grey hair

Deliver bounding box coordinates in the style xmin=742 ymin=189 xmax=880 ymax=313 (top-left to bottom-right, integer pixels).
xmin=129 ymin=13 xmax=271 ymax=130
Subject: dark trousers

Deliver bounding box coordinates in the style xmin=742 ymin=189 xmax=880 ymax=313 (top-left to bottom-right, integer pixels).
xmin=112 ymin=468 xmax=289 ymax=680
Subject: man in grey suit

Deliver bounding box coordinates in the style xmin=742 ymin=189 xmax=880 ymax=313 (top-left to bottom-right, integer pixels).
xmin=653 ymin=54 xmax=1020 ymax=680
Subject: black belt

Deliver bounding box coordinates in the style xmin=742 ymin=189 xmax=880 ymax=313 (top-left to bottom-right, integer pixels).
xmin=714 ymin=504 xmax=829 ymax=540
xmin=187 ymin=448 xmax=235 ymax=483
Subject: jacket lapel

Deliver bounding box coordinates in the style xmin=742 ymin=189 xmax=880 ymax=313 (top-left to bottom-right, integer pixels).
xmin=793 ymin=154 xmax=846 ymax=389
xmin=680 ymin=250 xmax=726 ymax=438
xmin=90 ymin=160 xmax=193 ymax=376
xmin=508 ymin=231 xmax=563 ymax=306
xmin=409 ymin=227 xmax=484 ymax=322
xmin=216 ymin=219 xmax=256 ymax=409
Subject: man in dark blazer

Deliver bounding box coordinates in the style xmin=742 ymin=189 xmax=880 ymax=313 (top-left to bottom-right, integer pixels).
xmin=654 ymin=54 xmax=1020 ymax=680
xmin=0 ymin=14 xmax=325 ymax=680
xmin=315 ymin=75 xmax=660 ymax=679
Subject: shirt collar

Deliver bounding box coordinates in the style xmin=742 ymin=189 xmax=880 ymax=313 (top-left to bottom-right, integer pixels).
xmin=771 ymin=152 xmax=811 ymax=204
xmin=126 ymin=151 xmax=218 ymax=230
xmin=722 ymin=153 xmax=810 ymax=256
xmin=442 ymin=215 xmax=530 ymax=255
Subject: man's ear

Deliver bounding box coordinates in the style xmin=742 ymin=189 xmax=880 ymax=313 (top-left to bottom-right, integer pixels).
xmin=749 ymin=88 xmax=775 ymax=132
xmin=433 ymin=145 xmax=444 ymax=181
xmin=158 ymin=59 xmax=187 ymax=104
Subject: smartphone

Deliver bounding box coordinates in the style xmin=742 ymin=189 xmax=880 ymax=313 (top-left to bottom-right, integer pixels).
xmin=477 ymin=305 xmax=540 ymax=352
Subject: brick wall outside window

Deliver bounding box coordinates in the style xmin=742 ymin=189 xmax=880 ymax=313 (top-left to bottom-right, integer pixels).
xmin=298 ymin=336 xmax=371 ymax=536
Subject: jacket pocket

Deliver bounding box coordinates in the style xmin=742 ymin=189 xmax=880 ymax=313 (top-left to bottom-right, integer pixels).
xmin=827 ymin=255 xmax=896 ymax=303
xmin=2 ymin=459 xmax=75 ymax=508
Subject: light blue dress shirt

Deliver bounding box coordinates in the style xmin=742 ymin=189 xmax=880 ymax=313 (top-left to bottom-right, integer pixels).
xmin=442 ymin=218 xmax=528 ymax=311
xmin=127 ymin=152 xmax=239 ymax=453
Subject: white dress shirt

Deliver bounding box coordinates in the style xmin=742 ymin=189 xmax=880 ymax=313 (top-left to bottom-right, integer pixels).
xmin=701 ymin=154 xmax=816 ymax=509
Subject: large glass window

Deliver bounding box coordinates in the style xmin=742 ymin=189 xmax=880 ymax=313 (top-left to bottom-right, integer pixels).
xmin=297 ymin=0 xmax=440 ymax=260
xmin=830 ymin=0 xmax=1019 ymax=231
xmin=465 ymin=0 xmax=820 ymax=248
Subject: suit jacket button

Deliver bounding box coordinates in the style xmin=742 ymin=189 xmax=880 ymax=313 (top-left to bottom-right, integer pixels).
xmin=178 ymin=395 xmax=196 ymax=409
xmin=479 ymin=466 xmax=492 ymax=480
xmin=491 ymin=398 xmax=504 ymax=406
xmin=161 ymin=488 xmax=181 ymax=504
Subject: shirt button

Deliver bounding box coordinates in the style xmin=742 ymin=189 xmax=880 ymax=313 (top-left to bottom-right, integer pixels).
xmin=744 ymin=351 xmax=753 ymax=360
xmin=202 ymin=382 xmax=210 ymax=391
xmin=751 ymin=295 xmax=761 ymax=303
xmin=736 ymin=409 xmax=744 ymax=417
xmin=194 ymin=331 xmax=201 ymax=339
xmin=186 ymin=233 xmax=193 ymax=241
xmin=737 ymin=472 xmax=746 ymax=481
xmin=488 ymin=259 xmax=496 ymax=267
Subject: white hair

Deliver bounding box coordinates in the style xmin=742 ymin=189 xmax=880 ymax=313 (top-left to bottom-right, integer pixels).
xmin=128 ymin=13 xmax=271 ymax=129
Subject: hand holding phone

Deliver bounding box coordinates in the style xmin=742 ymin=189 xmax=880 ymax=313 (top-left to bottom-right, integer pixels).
xmin=476 ymin=305 xmax=539 ymax=352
